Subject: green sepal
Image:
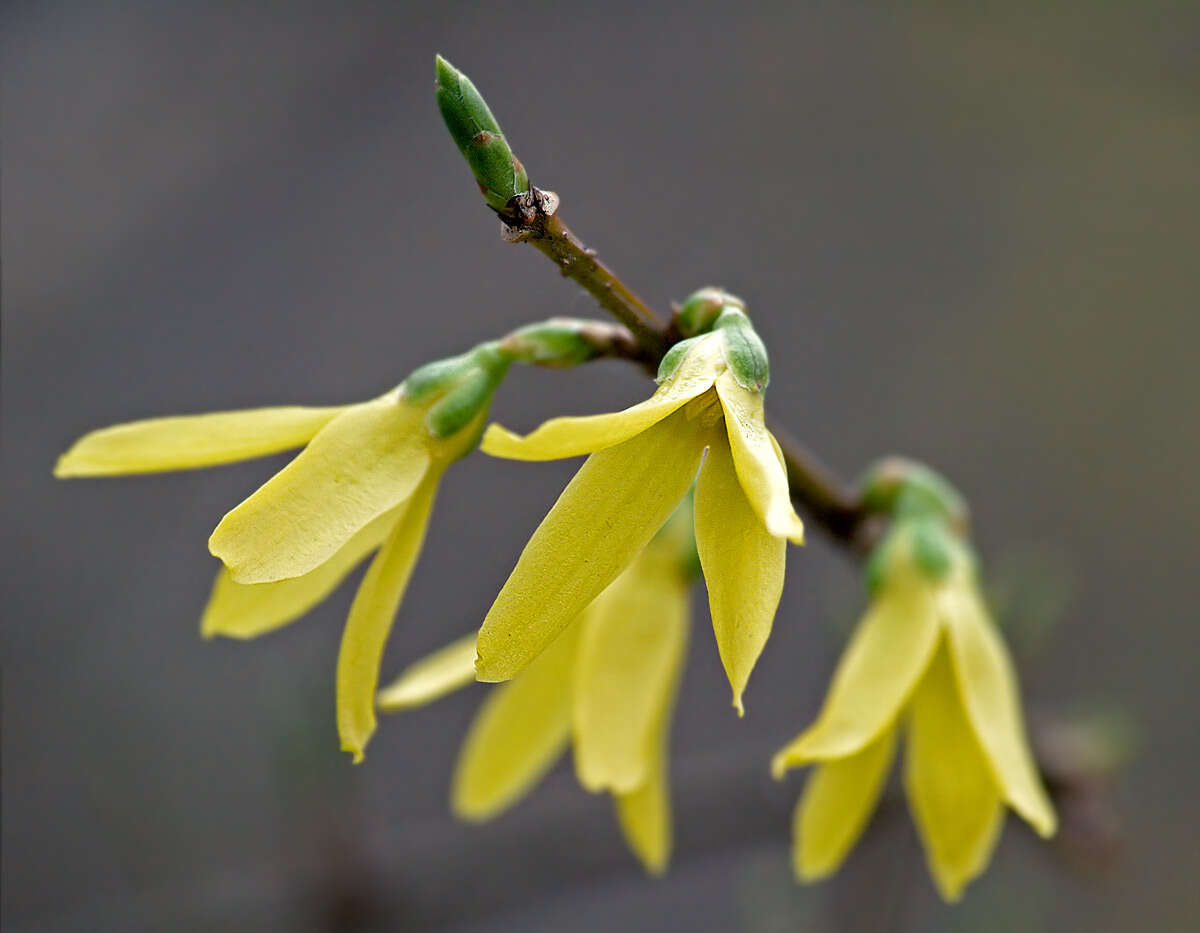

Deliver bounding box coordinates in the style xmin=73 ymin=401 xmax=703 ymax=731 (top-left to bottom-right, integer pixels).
xmin=862 ymin=527 xmax=897 ymax=596
xmin=909 ymin=518 xmax=955 ymax=581
xmin=859 ymin=458 xmax=968 ymax=526
xmin=501 ymin=320 xmax=603 ymax=368
xmin=435 ymin=56 xmax=529 ymax=211
xmin=675 ymin=287 xmax=745 ymax=338
xmin=656 ymin=335 xmax=706 ymax=382
xmin=402 ymin=342 xmax=511 ymax=440
xmin=714 ymin=308 xmax=769 ymax=392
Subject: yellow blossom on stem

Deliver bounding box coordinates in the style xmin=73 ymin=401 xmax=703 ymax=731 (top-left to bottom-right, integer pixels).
xmin=771 ymin=509 xmax=1057 ymax=902
xmin=377 ymin=507 xmax=694 ymax=874
xmin=55 ymin=343 xmax=511 ymax=762
xmin=475 ymin=299 xmax=803 ymax=714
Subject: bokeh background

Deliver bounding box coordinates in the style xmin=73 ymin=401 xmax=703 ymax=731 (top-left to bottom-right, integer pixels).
xmin=4 ymin=2 xmax=1198 ymax=930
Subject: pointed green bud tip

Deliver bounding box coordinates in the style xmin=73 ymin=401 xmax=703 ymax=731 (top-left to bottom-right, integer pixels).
xmin=402 ymin=342 xmax=511 ymax=441
xmin=675 ymin=287 xmax=745 ymax=337
xmin=435 ymin=55 xmax=529 ymax=211
xmin=713 ymin=307 xmax=769 ymax=392
xmin=859 ymin=457 xmax=968 ymax=527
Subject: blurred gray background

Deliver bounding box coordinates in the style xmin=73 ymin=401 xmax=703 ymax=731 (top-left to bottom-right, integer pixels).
xmin=4 ymin=1 xmax=1198 ymax=930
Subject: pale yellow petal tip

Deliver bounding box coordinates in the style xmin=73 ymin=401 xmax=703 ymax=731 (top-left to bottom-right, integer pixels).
xmin=770 ymin=752 xmax=795 ymax=781
xmin=795 ymin=857 xmax=838 ymax=884
xmin=342 ymin=744 xmax=366 ymax=765
xmin=636 ymin=851 xmax=670 ymax=878
xmin=732 ymin=691 xmax=746 ymax=718
xmin=450 ymin=791 xmax=500 ymax=824
xmin=479 ymin=423 xmax=526 ymax=457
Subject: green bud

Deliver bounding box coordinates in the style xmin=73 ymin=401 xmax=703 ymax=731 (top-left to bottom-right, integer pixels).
xmin=675 ymin=287 xmax=745 ymax=338
xmin=500 ymin=320 xmax=604 ymax=368
xmin=714 ymin=307 xmax=769 ymax=392
xmin=435 ymin=55 xmax=529 ymax=211
xmin=859 ymin=457 xmax=968 ymax=527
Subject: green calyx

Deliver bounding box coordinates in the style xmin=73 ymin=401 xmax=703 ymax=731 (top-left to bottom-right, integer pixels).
xmin=675 ymin=287 xmax=745 ymax=338
xmin=403 ymin=342 xmax=511 ymax=440
xmin=714 ymin=307 xmax=769 ymax=392
xmin=435 ymin=56 xmax=529 ymax=212
xmin=500 ymin=319 xmax=608 ymax=368
xmin=865 ymin=516 xmax=971 ymax=591
xmin=859 ymin=457 xmax=968 ymax=527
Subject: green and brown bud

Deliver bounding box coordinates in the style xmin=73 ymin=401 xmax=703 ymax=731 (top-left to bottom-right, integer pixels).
xmin=435 ymin=55 xmax=529 ymax=211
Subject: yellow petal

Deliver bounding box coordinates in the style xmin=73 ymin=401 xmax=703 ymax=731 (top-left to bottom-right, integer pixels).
xmin=54 ymin=405 xmax=347 ymax=477
xmin=475 ymin=408 xmax=705 ymax=682
xmin=573 ymin=550 xmax=690 ymax=793
xmin=793 ymin=728 xmax=897 ymax=881
xmin=713 ymin=372 xmax=804 ymax=544
xmin=209 ymin=394 xmax=430 ymax=583
xmin=771 ymin=570 xmax=940 ymax=769
xmin=614 ymin=733 xmax=672 ymax=876
xmin=336 ymin=476 xmax=439 ymax=762
xmin=451 ymin=623 xmax=581 ymax=821
xmin=200 ymin=507 xmax=400 ymax=639
xmin=904 ymin=642 xmax=1005 ymax=902
xmin=376 ymin=633 xmax=478 ymax=712
xmin=945 ymin=583 xmax=1057 ymax=837
xmin=694 ymin=434 xmax=785 ymax=715
xmin=480 ymin=333 xmax=724 ymax=461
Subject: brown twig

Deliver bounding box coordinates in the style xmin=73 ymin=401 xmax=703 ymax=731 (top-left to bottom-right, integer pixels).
xmin=492 ymin=186 xmax=873 ymax=547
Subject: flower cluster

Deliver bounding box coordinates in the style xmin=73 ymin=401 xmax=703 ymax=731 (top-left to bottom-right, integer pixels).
xmin=56 ymin=291 xmax=1055 ymax=898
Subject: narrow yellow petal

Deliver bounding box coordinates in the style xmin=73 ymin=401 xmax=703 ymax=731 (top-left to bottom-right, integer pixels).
xmin=614 ymin=735 xmax=672 ymax=876
xmin=54 ymin=405 xmax=347 ymax=477
xmin=376 ymin=633 xmax=478 ymax=712
xmin=793 ymin=728 xmax=898 ymax=881
xmin=694 ymin=435 xmax=785 ymax=715
xmin=946 ymin=584 xmax=1057 ymax=837
xmin=200 ymin=507 xmax=400 ymax=639
xmin=475 ymin=408 xmax=704 ymax=682
xmin=451 ymin=623 xmax=581 ymax=821
xmin=904 ymin=642 xmax=1005 ymax=902
xmin=713 ymin=372 xmax=804 ymax=544
xmin=336 ymin=476 xmax=439 ymax=763
xmin=771 ymin=571 xmax=940 ymax=770
xmin=209 ymin=394 xmax=431 ymax=583
xmin=481 ymin=333 xmax=724 ymax=461
xmin=573 ymin=550 xmax=690 ymax=793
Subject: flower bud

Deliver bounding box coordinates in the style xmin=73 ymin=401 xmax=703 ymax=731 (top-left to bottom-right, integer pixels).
xmin=435 ymin=55 xmax=530 ymax=212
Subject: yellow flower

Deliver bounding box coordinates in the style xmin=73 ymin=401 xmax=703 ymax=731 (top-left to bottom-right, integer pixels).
xmin=378 ymin=512 xmax=693 ymax=874
xmin=475 ymin=320 xmax=804 ymax=714
xmin=771 ymin=521 xmax=1057 ymax=901
xmin=55 ymin=345 xmax=510 ymax=761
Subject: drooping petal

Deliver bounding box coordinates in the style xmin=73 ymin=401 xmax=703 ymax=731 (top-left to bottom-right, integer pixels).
xmin=376 ymin=633 xmax=478 ymax=712
xmin=771 ymin=571 xmax=940 ymax=768
xmin=614 ymin=732 xmax=672 ymax=876
xmin=945 ymin=583 xmax=1057 ymax=837
xmin=452 ymin=623 xmax=582 ymax=821
xmin=209 ymin=394 xmax=431 ymax=583
xmin=792 ymin=728 xmax=898 ymax=881
xmin=903 ymin=642 xmax=1005 ymax=902
xmin=475 ymin=408 xmax=705 ymax=682
xmin=200 ymin=507 xmax=401 ymax=639
xmin=336 ymin=476 xmax=439 ymax=762
xmin=54 ymin=406 xmax=348 ymax=478
xmin=694 ymin=434 xmax=785 ymax=715
xmin=573 ymin=549 xmax=690 ymax=793
xmin=713 ymin=372 xmax=804 ymax=544
xmin=480 ymin=334 xmax=724 ymax=461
